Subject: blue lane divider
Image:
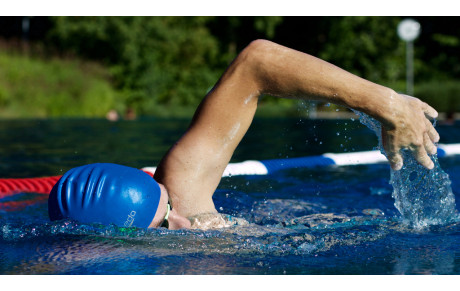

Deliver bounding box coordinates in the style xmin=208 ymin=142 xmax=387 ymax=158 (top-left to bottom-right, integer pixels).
xmin=261 ymin=155 xmax=335 ymax=174
xmin=437 ymin=147 xmax=446 ymax=158
xmin=142 ymin=143 xmax=460 ymax=177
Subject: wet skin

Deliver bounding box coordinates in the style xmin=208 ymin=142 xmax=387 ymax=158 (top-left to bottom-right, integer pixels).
xmin=150 ymin=40 xmax=439 ymax=228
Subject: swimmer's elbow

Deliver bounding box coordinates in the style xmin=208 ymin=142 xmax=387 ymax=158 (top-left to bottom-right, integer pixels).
xmin=223 ymin=39 xmax=281 ymax=96
xmin=240 ymin=39 xmax=275 ymax=65
xmin=246 ymin=39 xmax=274 ymax=51
xmin=233 ymin=40 xmax=277 ymax=84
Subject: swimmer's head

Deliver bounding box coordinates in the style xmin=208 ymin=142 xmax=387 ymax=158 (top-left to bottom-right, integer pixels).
xmin=48 ymin=163 xmax=165 ymax=228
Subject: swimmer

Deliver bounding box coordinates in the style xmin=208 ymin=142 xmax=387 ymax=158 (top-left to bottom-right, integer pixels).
xmin=49 ymin=40 xmax=440 ymax=230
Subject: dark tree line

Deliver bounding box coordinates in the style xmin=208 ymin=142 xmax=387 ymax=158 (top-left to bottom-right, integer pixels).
xmin=1 ymin=16 xmax=459 ymax=114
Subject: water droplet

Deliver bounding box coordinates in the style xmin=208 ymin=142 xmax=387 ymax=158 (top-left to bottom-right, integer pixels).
xmin=355 ymin=110 xmax=457 ymax=228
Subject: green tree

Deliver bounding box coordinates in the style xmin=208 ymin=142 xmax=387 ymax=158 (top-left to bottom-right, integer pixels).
xmin=45 ymin=16 xmax=287 ymax=115
xmin=318 ymin=17 xmax=405 ymax=90
xmin=207 ymin=16 xmax=283 ymax=58
xmin=47 ymin=17 xmax=222 ymax=114
xmin=417 ymin=17 xmax=460 ymax=81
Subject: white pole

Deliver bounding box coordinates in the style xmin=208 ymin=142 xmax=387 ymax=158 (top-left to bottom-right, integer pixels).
xmin=397 ymin=19 xmax=420 ymax=96
xmin=406 ymin=40 xmax=414 ymax=96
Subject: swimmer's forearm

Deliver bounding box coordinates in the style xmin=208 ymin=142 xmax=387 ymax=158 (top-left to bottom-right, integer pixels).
xmin=245 ymin=40 xmax=438 ymax=170
xmin=247 ymin=40 xmax=396 ymax=127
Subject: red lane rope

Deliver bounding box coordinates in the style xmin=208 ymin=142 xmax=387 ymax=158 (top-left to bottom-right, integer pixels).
xmin=0 ymin=176 xmax=61 ymax=198
xmin=0 ymin=195 xmax=49 ymax=212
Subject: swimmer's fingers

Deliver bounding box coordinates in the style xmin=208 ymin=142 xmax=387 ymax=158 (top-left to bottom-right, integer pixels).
xmin=424 ymin=132 xmax=438 ymax=156
xmin=387 ymin=151 xmax=404 ymax=171
xmin=413 ymin=145 xmax=434 ymax=170
xmin=425 ymin=118 xmax=440 ymax=143
xmin=422 ymin=102 xmax=438 ymax=120
xmin=382 ymin=129 xmax=404 ymax=171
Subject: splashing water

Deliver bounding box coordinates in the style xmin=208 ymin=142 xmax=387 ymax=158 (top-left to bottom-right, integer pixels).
xmin=353 ymin=110 xmax=457 ymax=229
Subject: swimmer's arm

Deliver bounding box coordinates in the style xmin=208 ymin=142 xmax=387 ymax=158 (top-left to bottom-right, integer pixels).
xmin=155 ymin=40 xmax=439 ymax=218
xmin=233 ymin=40 xmax=440 ymax=171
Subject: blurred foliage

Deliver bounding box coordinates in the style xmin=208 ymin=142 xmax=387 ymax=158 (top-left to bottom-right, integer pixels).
xmin=318 ymin=17 xmax=405 ymax=90
xmin=207 ymin=16 xmax=283 ymax=56
xmin=46 ymin=17 xmax=222 ymax=114
xmin=0 ymin=16 xmax=459 ymax=118
xmin=0 ymin=50 xmax=119 ymax=118
xmin=415 ymin=80 xmax=460 ymax=113
xmin=45 ymin=16 xmax=285 ymax=115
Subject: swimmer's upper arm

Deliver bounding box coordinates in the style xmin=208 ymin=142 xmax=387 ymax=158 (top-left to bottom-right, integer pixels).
xmin=154 ymin=61 xmax=261 ymax=217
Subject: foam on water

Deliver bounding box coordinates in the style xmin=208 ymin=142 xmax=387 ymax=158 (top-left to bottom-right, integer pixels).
xmin=0 ymin=214 xmax=397 ymax=259
xmin=353 ymin=110 xmax=457 ymax=229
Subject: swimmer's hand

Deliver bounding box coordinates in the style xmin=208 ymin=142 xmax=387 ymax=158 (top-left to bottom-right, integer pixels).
xmin=381 ymin=94 xmax=440 ymax=171
xmin=189 ymin=213 xmax=249 ymax=230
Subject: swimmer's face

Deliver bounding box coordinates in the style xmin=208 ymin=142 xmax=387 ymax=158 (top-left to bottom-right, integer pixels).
xmin=148 ymin=183 xmax=170 ymax=228
xmin=148 ymin=183 xmax=191 ymax=230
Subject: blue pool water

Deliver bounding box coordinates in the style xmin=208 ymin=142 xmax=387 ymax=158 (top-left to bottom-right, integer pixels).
xmin=1 ymin=117 xmax=460 ymax=274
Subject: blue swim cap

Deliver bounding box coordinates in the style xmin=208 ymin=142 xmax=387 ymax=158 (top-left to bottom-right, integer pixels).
xmin=48 ymin=163 xmax=161 ymax=228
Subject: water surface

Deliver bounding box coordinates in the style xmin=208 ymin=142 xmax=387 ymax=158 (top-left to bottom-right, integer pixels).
xmin=1 ymin=117 xmax=460 ymax=274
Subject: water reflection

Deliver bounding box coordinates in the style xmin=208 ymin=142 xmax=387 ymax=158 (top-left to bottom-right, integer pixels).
xmin=392 ymin=234 xmax=457 ymax=274
xmin=1 ymin=119 xmax=460 ymax=274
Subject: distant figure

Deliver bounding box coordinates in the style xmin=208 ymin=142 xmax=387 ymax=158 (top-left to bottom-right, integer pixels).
xmin=124 ymin=107 xmax=136 ymax=120
xmin=106 ymin=109 xmax=119 ymax=122
xmin=441 ymin=111 xmax=455 ymax=126
xmin=49 ymin=40 xmax=440 ymax=230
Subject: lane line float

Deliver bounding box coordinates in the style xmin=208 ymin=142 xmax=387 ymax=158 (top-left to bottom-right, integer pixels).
xmin=1 ymin=143 xmax=460 ymax=199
